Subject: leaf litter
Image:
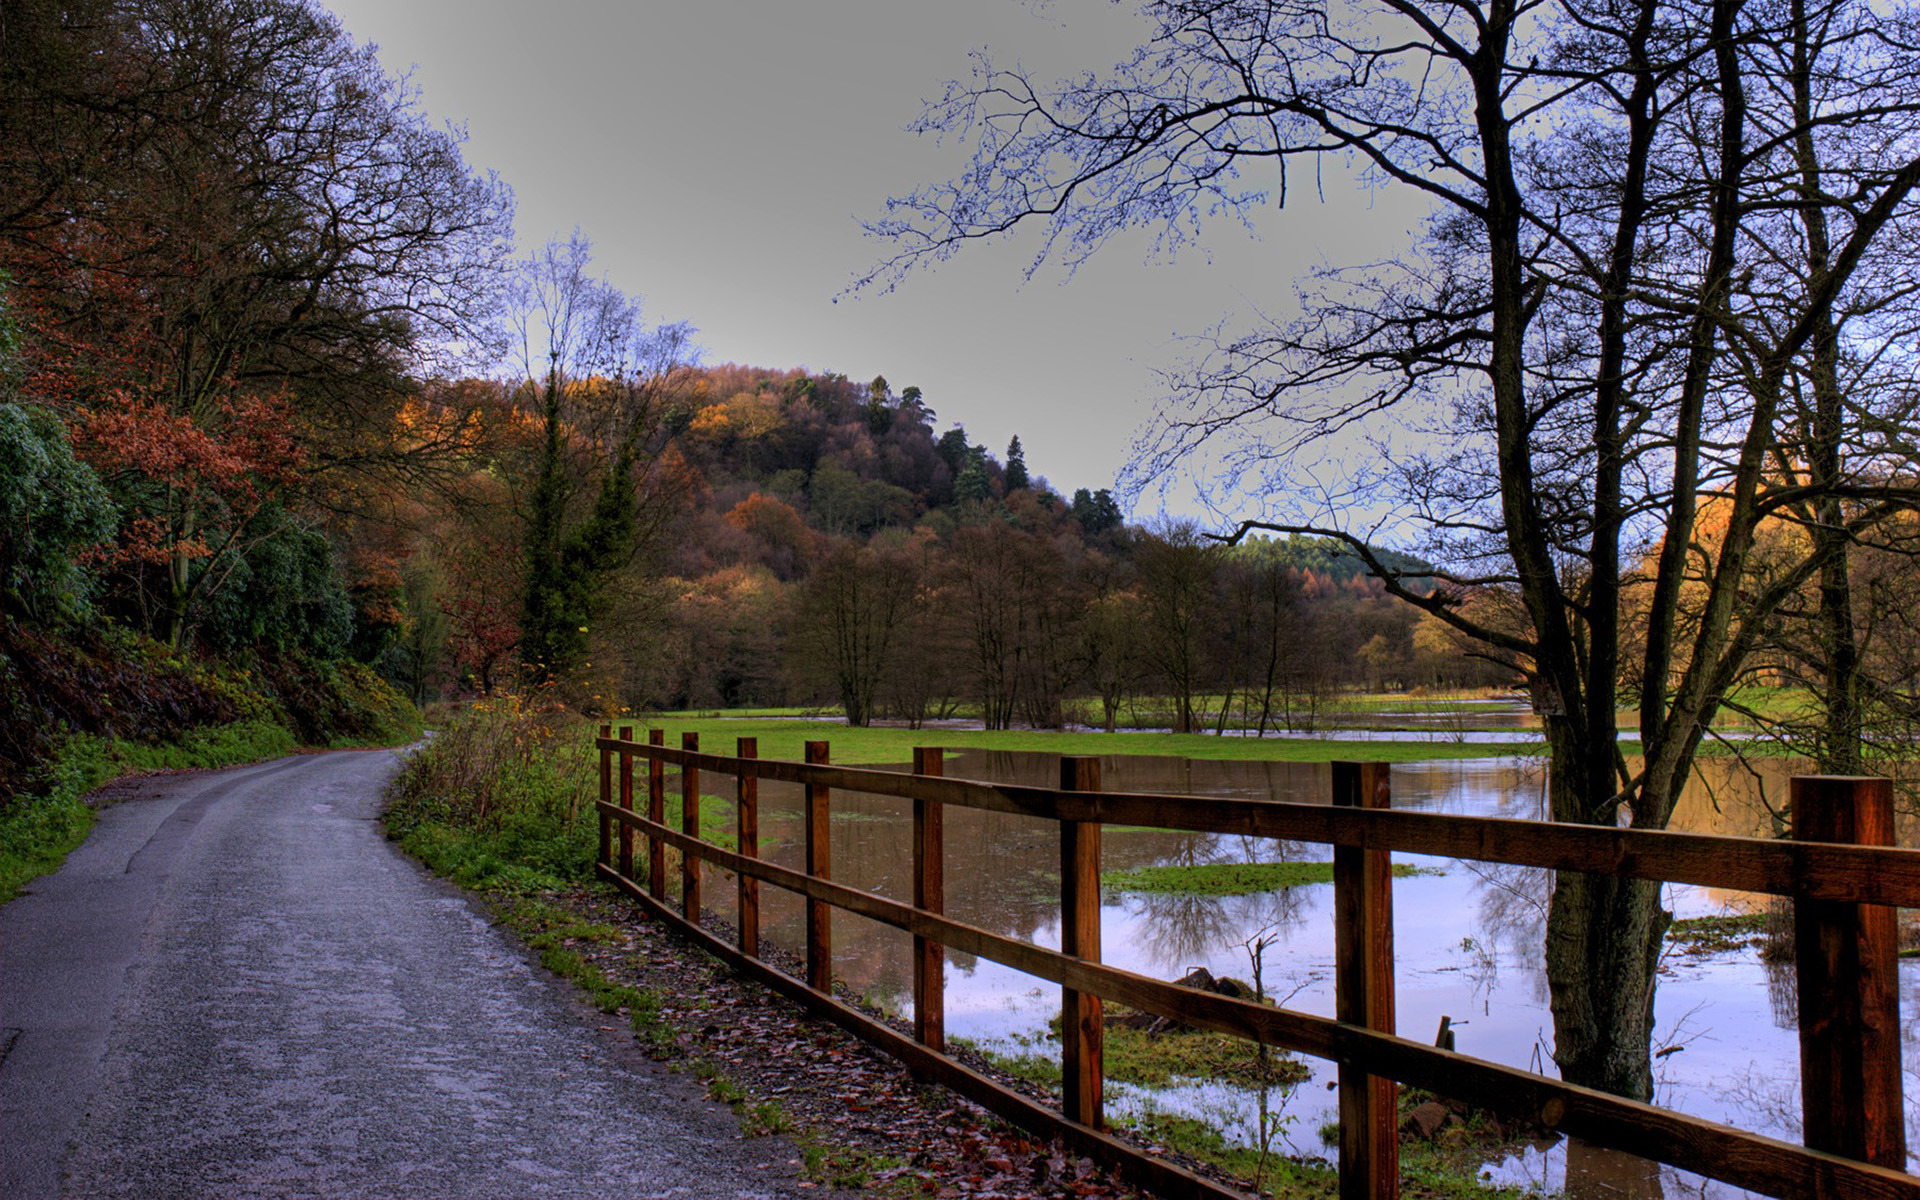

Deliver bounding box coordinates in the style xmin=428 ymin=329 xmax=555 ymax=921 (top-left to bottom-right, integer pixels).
xmin=526 ymin=883 xmax=1260 ymax=1199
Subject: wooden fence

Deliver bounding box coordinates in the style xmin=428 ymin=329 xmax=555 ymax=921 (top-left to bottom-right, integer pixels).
xmin=592 ymin=728 xmax=1919 ymax=1200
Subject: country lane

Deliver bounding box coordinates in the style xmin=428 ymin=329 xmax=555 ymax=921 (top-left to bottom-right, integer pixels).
xmin=0 ymin=748 xmax=826 ymax=1199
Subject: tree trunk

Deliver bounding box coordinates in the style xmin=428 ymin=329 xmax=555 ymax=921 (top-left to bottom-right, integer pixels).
xmin=1546 ymin=872 xmax=1667 ymax=1100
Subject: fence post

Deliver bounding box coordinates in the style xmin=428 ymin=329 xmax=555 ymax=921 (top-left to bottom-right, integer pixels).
xmin=1333 ymin=760 xmax=1398 ymax=1200
xmin=737 ymin=737 xmax=759 ymax=959
xmin=805 ymin=741 xmax=832 ymax=993
xmin=1059 ymin=754 xmax=1104 ymax=1129
xmin=597 ymin=724 xmax=612 ymax=868
xmin=912 ymin=747 xmax=945 ymax=1054
xmin=1791 ymin=774 xmax=1906 ymax=1168
xmin=617 ymin=725 xmax=634 ymax=879
xmin=681 ymin=731 xmax=701 ymax=924
xmin=647 ymin=729 xmax=666 ymax=899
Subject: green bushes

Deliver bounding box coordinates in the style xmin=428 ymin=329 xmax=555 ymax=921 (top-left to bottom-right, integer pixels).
xmin=0 ymin=717 xmax=301 ymax=901
xmin=384 ymin=694 xmax=597 ymax=891
xmin=0 ymin=633 xmax=421 ymax=902
xmin=0 ymin=403 xmax=117 ymax=625
xmin=197 ymin=504 xmax=355 ymax=659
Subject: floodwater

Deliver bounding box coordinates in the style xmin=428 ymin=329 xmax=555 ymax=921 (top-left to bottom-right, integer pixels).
xmin=676 ymin=750 xmax=1918 ymax=1198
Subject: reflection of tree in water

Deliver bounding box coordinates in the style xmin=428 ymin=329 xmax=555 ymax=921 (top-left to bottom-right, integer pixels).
xmin=1129 ymin=887 xmax=1313 ymax=974
xmin=1129 ymin=892 xmax=1237 ymax=967
xmin=1459 ymin=859 xmax=1552 ymax=1004
xmin=1763 ymin=958 xmax=1796 ymax=1031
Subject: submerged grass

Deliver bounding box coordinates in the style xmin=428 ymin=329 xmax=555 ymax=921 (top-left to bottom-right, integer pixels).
xmin=1667 ymin=912 xmax=1768 ymax=954
xmin=1122 ymin=1109 xmax=1537 ymax=1199
xmin=989 ymin=1021 xmax=1314 ymax=1091
xmin=1103 ymin=860 xmax=1439 ymax=897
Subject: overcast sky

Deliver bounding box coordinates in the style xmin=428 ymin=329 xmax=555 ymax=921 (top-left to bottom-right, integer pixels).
xmin=319 ymin=0 xmax=1420 ymax=524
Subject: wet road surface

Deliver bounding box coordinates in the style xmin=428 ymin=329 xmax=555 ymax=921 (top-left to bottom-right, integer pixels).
xmin=1 ymin=750 xmax=816 ymax=1198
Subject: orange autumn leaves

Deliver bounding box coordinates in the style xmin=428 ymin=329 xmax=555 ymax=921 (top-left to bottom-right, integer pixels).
xmin=73 ymin=393 xmax=305 ymax=568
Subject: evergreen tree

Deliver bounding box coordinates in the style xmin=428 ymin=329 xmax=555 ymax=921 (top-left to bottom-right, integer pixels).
xmin=866 ymin=375 xmax=892 ymax=435
xmin=1004 ymin=435 xmax=1029 ymax=491
xmin=935 ymin=426 xmax=971 ymax=475
xmin=1070 ymin=487 xmax=1122 ymax=534
xmin=954 ymin=449 xmax=993 ymax=506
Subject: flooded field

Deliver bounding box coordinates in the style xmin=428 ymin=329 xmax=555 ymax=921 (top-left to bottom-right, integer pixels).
xmin=673 ymin=748 xmax=1918 ymax=1198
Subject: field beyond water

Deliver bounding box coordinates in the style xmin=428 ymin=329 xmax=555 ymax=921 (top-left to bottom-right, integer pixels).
xmin=619 ymin=714 xmax=1541 ymax=767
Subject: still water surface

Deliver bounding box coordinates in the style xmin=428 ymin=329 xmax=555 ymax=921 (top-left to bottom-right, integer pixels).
xmin=680 ymin=750 xmax=1917 ymax=1197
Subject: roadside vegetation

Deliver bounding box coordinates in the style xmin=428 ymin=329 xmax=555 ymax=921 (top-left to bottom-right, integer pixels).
xmin=0 ymin=645 xmax=421 ymax=902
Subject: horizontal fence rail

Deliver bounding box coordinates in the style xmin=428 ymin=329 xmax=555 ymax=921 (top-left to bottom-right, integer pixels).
xmin=593 ymin=731 xmax=1919 ymax=1200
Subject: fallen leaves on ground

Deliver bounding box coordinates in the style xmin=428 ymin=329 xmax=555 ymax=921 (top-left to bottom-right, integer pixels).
xmin=535 ymin=884 xmax=1250 ymax=1199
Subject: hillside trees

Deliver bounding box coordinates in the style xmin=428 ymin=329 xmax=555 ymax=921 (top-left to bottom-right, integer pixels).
xmin=866 ymin=0 xmax=1920 ymax=1100
xmin=1133 ymin=522 xmax=1225 ymax=734
xmin=1 ymin=0 xmax=511 ymax=651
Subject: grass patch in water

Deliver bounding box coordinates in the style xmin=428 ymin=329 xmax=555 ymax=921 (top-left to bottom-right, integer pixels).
xmin=1122 ymin=1111 xmax=1335 ymax=1193
xmin=1667 ymin=912 xmax=1767 ymax=954
xmin=1110 ymin=1025 xmax=1312 ymax=1088
xmin=982 ymin=1020 xmax=1312 ymax=1090
xmin=1103 ymin=860 xmax=1439 ymax=897
xmin=1125 ymin=1109 xmax=1537 ymax=1199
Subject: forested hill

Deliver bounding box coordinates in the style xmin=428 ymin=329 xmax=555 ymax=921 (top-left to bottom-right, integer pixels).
xmin=453 ymin=359 xmax=1476 ymax=723
xmin=661 ymin=367 xmax=1123 ymax=559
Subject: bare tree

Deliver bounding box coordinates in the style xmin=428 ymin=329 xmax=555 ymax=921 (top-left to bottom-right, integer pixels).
xmin=791 ymin=541 xmax=920 ymax=726
xmin=507 ymin=235 xmax=695 ymax=685
xmin=1133 ymin=520 xmax=1226 ymax=734
xmin=943 ymin=521 xmax=1077 ymax=729
xmin=866 ymin=0 xmax=1920 ymax=1100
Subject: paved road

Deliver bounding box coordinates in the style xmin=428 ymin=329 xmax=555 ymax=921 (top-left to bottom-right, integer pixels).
xmin=1 ymin=750 xmax=815 ymax=1199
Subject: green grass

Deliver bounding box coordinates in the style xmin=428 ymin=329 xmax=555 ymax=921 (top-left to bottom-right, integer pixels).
xmin=490 ymin=895 xmax=674 ymax=1048
xmin=1118 ymin=1109 xmax=1537 ymax=1199
xmin=1103 ymin=860 xmax=1439 ymax=897
xmin=1118 ymin=1111 xmax=1336 ymax=1195
xmin=616 ymin=717 xmax=1537 ymax=767
xmin=0 ymin=717 xmax=304 ymax=902
xmin=742 ymin=1099 xmax=793 ymax=1137
xmin=1667 ymin=912 xmax=1768 ymax=954
xmin=657 ymin=792 xmax=764 ymax=851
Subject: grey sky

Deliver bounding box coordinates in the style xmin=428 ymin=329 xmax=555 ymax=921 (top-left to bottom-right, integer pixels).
xmin=319 ymin=0 xmax=1414 ymax=522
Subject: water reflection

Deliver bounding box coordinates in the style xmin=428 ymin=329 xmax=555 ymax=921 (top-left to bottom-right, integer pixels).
xmin=1124 ymin=886 xmax=1315 ymax=973
xmin=668 ymin=748 xmax=1915 ymax=1198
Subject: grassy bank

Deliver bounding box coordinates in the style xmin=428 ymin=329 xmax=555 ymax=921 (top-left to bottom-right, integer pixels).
xmin=1103 ymin=860 xmax=1441 ymax=897
xmin=384 ymin=693 xmax=598 ymax=892
xmin=0 ymin=655 xmax=423 ymax=904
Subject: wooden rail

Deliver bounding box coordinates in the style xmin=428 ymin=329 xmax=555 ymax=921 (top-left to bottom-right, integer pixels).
xmin=594 ymin=732 xmax=1918 ymax=1200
